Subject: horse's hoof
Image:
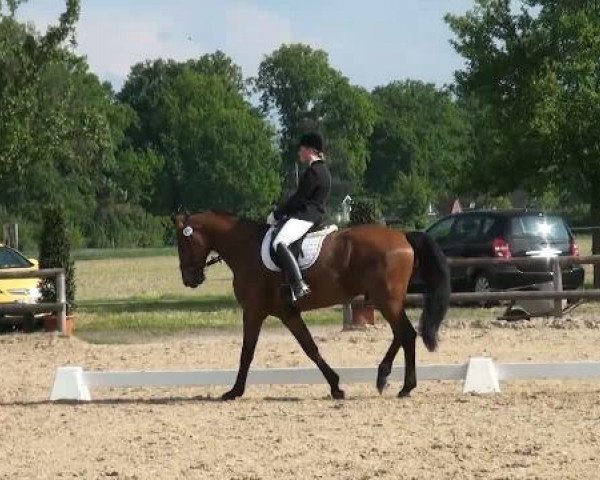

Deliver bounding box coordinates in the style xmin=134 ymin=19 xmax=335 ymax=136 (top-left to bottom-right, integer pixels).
xmin=397 ymin=387 xmax=414 ymax=398
xmin=221 ymin=389 xmax=242 ymax=401
xmin=331 ymin=389 xmax=345 ymax=400
xmin=376 ymin=376 xmax=389 ymax=395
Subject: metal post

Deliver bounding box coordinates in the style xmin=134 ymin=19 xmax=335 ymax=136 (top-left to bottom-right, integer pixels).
xmin=342 ymin=303 xmax=352 ymax=330
xmin=2 ymin=223 xmax=18 ymax=248
xmin=12 ymin=223 xmax=18 ymax=249
xmin=552 ymin=257 xmax=563 ymax=318
xmin=56 ymin=271 xmax=67 ymax=335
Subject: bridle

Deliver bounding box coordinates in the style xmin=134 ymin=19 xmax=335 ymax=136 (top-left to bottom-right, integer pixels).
xmin=180 ymin=222 xmax=223 ymax=270
xmin=205 ymin=255 xmax=223 ymax=268
xmin=177 ymin=208 xmax=223 ymax=271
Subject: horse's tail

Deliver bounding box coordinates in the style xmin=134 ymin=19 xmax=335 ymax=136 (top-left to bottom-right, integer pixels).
xmin=406 ymin=231 xmax=450 ymax=352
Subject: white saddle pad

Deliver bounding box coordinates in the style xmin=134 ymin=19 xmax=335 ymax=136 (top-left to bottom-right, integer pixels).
xmin=261 ymin=225 xmax=338 ymax=272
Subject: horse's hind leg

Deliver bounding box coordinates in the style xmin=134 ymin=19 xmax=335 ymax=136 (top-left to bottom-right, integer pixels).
xmin=376 ymin=305 xmax=417 ymax=397
xmin=280 ymin=312 xmax=345 ymax=400
xmin=376 ymin=328 xmax=401 ymax=394
xmin=397 ymin=310 xmax=417 ymax=397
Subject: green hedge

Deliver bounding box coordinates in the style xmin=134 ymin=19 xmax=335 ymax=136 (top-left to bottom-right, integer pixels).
xmin=86 ymin=204 xmax=171 ymax=248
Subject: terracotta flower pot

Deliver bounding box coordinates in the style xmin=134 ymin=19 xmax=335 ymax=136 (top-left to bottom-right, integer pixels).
xmin=43 ymin=314 xmax=75 ymax=336
xmin=351 ymin=302 xmax=375 ymax=327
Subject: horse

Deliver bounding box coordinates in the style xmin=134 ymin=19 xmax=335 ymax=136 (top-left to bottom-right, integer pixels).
xmin=174 ymin=210 xmax=450 ymax=400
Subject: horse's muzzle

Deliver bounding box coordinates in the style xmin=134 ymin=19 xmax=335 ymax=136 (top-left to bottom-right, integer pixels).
xmin=183 ymin=271 xmax=205 ymax=289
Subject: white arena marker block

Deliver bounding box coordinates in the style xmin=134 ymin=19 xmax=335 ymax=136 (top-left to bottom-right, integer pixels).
xmin=50 ymin=366 xmax=91 ymax=401
xmin=463 ymin=357 xmax=500 ymax=394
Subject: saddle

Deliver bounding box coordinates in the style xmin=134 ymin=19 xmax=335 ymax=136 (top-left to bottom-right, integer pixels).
xmin=260 ymin=223 xmax=338 ymax=272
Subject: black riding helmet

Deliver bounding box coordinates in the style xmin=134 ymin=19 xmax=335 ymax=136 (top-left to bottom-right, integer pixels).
xmin=298 ymin=132 xmax=324 ymax=153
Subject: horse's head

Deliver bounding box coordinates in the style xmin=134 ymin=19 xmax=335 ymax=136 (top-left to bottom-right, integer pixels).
xmin=173 ymin=213 xmax=210 ymax=288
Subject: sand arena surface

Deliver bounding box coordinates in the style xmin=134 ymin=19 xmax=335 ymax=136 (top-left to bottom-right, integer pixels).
xmin=1 ymin=322 xmax=600 ymax=479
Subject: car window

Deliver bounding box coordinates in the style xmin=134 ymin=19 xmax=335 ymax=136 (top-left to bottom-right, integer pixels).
xmin=427 ymin=217 xmax=454 ymax=242
xmin=0 ymin=247 xmax=32 ymax=269
xmin=451 ymin=216 xmax=482 ymax=242
xmin=481 ymin=216 xmax=502 ymax=238
xmin=511 ymin=215 xmax=570 ymax=242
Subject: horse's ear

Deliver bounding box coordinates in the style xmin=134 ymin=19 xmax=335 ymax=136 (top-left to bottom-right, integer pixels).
xmin=175 ymin=205 xmax=190 ymax=222
xmin=172 ymin=213 xmax=184 ymax=229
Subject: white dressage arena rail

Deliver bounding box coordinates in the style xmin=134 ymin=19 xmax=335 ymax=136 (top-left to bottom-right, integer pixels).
xmin=50 ymin=357 xmax=600 ymax=401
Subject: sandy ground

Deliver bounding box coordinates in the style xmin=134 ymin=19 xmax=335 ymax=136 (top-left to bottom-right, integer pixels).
xmin=1 ymin=321 xmax=600 ymax=479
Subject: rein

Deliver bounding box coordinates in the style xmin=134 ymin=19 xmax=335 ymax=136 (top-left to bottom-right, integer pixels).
xmin=205 ymin=255 xmax=223 ymax=268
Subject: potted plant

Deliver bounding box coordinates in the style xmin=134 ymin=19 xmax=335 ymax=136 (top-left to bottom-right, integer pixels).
xmin=346 ymin=198 xmax=383 ymax=328
xmin=38 ymin=205 xmax=76 ymax=336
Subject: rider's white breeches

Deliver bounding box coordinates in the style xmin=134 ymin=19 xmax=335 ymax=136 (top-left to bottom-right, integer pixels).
xmin=272 ymin=218 xmax=314 ymax=248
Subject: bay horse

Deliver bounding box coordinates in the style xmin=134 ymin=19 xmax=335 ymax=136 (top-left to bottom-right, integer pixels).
xmin=174 ymin=211 xmax=450 ymax=400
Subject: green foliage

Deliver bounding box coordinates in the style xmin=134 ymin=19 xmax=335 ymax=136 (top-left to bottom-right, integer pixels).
xmin=446 ymin=0 xmax=600 ymax=202
xmin=472 ymin=194 xmax=513 ymax=211
xmin=0 ymin=1 xmax=28 ymax=16
xmin=349 ymin=197 xmax=382 ymax=226
xmin=365 ymin=80 xmax=473 ymax=204
xmin=386 ymin=173 xmax=431 ymax=229
xmin=256 ymin=44 xmax=376 ymax=201
xmin=447 ymin=0 xmax=600 ymax=282
xmin=120 ymin=55 xmax=280 ymax=217
xmin=0 ymin=205 xmax=39 ymax=252
xmin=87 ymin=204 xmax=169 ymax=248
xmin=38 ymin=205 xmax=75 ymax=313
xmin=317 ymin=79 xmax=377 ymax=198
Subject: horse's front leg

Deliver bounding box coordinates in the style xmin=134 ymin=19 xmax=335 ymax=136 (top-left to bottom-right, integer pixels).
xmin=222 ymin=310 xmax=265 ymax=401
xmin=281 ymin=311 xmax=344 ymax=400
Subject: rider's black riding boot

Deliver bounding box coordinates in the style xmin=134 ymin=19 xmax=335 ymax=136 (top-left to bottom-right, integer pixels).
xmin=276 ymin=243 xmax=311 ymax=301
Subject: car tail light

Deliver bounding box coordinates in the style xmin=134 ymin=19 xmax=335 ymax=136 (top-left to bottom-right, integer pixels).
xmin=570 ymin=241 xmax=580 ymax=257
xmin=493 ymin=238 xmax=512 ymax=259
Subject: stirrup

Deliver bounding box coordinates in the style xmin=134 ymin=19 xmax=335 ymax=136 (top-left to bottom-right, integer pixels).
xmin=291 ymin=282 xmax=311 ymax=303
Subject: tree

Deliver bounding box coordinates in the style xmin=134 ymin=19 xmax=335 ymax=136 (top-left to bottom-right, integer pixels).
xmin=39 ymin=205 xmax=75 ymax=314
xmin=119 ymin=52 xmax=244 ymax=150
xmin=255 ymin=44 xmax=376 ymax=202
xmin=0 ymin=0 xmax=80 ymax=185
xmin=120 ymin=61 xmax=281 ymax=217
xmin=317 ymin=79 xmax=376 ymax=199
xmin=161 ymin=71 xmax=280 ymax=216
xmin=446 ymin=0 xmax=600 ymax=283
xmin=0 ymin=0 xmax=27 ymax=16
xmin=0 ymin=3 xmax=166 ymax=247
xmin=365 ymin=80 xmax=473 ymax=221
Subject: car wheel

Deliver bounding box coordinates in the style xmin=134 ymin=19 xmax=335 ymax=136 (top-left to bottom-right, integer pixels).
xmin=473 ymin=273 xmax=493 ymax=308
xmin=22 ymin=313 xmax=39 ymax=333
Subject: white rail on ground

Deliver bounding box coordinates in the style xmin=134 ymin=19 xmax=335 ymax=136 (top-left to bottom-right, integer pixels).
xmin=49 ymin=358 xmax=600 ymax=401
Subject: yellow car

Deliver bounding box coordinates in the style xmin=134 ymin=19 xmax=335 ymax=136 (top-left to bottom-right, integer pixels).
xmin=0 ymin=244 xmax=41 ymax=304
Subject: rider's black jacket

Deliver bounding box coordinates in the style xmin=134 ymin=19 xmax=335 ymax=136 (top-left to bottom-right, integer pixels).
xmin=274 ymin=159 xmax=331 ymax=224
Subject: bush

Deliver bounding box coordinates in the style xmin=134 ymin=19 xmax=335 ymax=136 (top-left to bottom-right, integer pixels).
xmin=349 ymin=197 xmax=383 ymax=226
xmin=384 ymin=173 xmax=430 ymax=229
xmin=38 ymin=205 xmax=76 ymax=314
xmin=87 ymin=204 xmax=171 ymax=248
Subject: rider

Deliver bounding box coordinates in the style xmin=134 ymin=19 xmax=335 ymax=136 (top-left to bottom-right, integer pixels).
xmin=268 ymin=132 xmax=332 ymax=301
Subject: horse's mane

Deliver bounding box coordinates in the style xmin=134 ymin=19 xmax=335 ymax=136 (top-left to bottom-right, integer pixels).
xmin=205 ymin=209 xmax=263 ymax=226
